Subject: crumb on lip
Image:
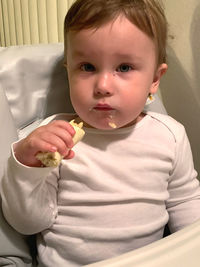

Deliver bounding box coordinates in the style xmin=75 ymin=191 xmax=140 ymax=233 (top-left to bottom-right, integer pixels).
xmin=108 ymin=122 xmax=117 ymax=128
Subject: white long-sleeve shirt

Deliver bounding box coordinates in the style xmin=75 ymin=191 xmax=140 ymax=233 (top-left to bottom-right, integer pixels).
xmin=1 ymin=112 xmax=200 ymax=267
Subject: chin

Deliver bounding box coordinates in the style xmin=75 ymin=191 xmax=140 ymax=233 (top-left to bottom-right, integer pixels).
xmin=83 ymin=119 xmax=117 ymax=130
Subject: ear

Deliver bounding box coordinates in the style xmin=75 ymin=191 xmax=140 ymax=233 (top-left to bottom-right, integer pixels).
xmin=63 ymin=60 xmax=67 ymax=69
xmin=150 ymin=63 xmax=168 ymax=94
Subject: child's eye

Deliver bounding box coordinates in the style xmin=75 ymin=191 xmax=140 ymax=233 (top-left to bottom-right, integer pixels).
xmin=117 ymin=64 xmax=132 ymax=72
xmin=81 ymin=63 xmax=95 ymax=72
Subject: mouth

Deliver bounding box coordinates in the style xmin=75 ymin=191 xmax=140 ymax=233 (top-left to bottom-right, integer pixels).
xmin=93 ymin=104 xmax=114 ymax=111
xmin=89 ymin=104 xmax=117 ymax=129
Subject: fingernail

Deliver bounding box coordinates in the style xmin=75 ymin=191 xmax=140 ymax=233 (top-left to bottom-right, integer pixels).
xmin=64 ymin=149 xmax=70 ymax=156
xmin=51 ymin=146 xmax=57 ymax=152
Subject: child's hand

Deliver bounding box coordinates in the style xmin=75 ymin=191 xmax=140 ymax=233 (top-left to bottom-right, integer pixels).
xmin=14 ymin=120 xmax=76 ymax=167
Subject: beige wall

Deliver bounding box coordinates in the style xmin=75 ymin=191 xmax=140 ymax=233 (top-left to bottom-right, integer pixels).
xmin=0 ymin=0 xmax=74 ymax=46
xmin=161 ymin=0 xmax=200 ymax=176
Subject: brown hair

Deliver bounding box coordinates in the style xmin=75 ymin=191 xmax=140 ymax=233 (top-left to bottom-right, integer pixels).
xmin=64 ymin=0 xmax=167 ymax=65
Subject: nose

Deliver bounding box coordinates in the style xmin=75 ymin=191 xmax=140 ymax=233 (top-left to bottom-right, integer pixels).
xmin=94 ymin=72 xmax=114 ymax=96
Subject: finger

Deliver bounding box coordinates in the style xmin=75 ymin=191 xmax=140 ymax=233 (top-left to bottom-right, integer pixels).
xmin=39 ymin=132 xmax=70 ymax=156
xmin=46 ymin=126 xmax=74 ymax=149
xmin=49 ymin=120 xmax=75 ymax=137
xmin=26 ymin=135 xmax=57 ymax=154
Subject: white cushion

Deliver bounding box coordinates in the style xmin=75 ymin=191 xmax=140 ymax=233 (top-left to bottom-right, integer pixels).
xmin=0 ymin=43 xmax=74 ymax=130
xmin=0 ymin=87 xmax=32 ymax=265
xmin=0 ymin=86 xmax=17 ymax=179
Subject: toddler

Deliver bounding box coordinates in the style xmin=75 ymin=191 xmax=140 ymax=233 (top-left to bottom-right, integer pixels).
xmin=1 ymin=0 xmax=200 ymax=266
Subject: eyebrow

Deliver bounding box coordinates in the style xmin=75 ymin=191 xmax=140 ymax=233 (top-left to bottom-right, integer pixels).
xmin=72 ymin=50 xmax=142 ymax=61
xmin=113 ymin=52 xmax=142 ymax=62
xmin=72 ymin=50 xmax=89 ymax=58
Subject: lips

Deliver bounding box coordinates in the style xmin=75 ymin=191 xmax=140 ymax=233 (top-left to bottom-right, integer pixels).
xmin=93 ymin=104 xmax=114 ymax=111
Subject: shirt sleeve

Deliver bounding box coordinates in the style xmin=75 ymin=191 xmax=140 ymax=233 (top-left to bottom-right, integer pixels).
xmin=166 ymin=126 xmax=200 ymax=233
xmin=1 ymin=143 xmax=59 ymax=235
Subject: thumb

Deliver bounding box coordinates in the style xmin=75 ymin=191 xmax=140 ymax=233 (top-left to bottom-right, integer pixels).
xmin=63 ymin=150 xmax=75 ymax=160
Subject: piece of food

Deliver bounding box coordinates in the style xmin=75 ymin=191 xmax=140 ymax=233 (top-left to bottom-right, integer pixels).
xmin=36 ymin=151 xmax=63 ymax=167
xmin=36 ymin=119 xmax=85 ymax=167
xmin=69 ymin=120 xmax=85 ymax=145
xmin=108 ymin=122 xmax=117 ymax=128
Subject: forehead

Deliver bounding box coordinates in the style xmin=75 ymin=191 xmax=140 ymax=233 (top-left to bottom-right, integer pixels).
xmin=66 ymin=16 xmax=156 ymax=61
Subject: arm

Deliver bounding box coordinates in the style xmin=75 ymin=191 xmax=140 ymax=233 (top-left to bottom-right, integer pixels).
xmin=1 ymin=120 xmax=75 ymax=234
xmin=1 ymin=149 xmax=59 ymax=235
xmin=0 ymin=196 xmax=32 ymax=266
xmin=166 ymin=126 xmax=200 ymax=232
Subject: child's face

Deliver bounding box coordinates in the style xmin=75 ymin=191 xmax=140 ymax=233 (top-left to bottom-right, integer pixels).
xmin=66 ymin=16 xmax=167 ymax=129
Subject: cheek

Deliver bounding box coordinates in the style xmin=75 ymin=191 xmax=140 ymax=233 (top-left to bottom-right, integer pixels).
xmin=70 ymin=94 xmax=85 ymax=118
xmin=117 ymin=87 xmax=149 ymax=123
xmin=121 ymin=87 xmax=149 ymax=108
xmin=69 ymin=83 xmax=90 ymax=116
xmin=68 ymin=75 xmax=81 ymax=98
xmin=70 ymin=88 xmax=83 ymax=107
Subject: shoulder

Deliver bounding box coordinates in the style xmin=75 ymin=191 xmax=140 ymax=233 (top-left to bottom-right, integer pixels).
xmin=145 ymin=111 xmax=186 ymax=144
xmin=39 ymin=113 xmax=77 ymax=126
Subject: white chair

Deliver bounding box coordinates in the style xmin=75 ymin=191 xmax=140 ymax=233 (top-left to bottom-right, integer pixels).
xmin=0 ymin=43 xmax=200 ymax=267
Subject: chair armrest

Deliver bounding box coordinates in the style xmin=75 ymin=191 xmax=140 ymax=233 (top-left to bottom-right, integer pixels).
xmin=0 ymin=88 xmax=33 ymax=266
